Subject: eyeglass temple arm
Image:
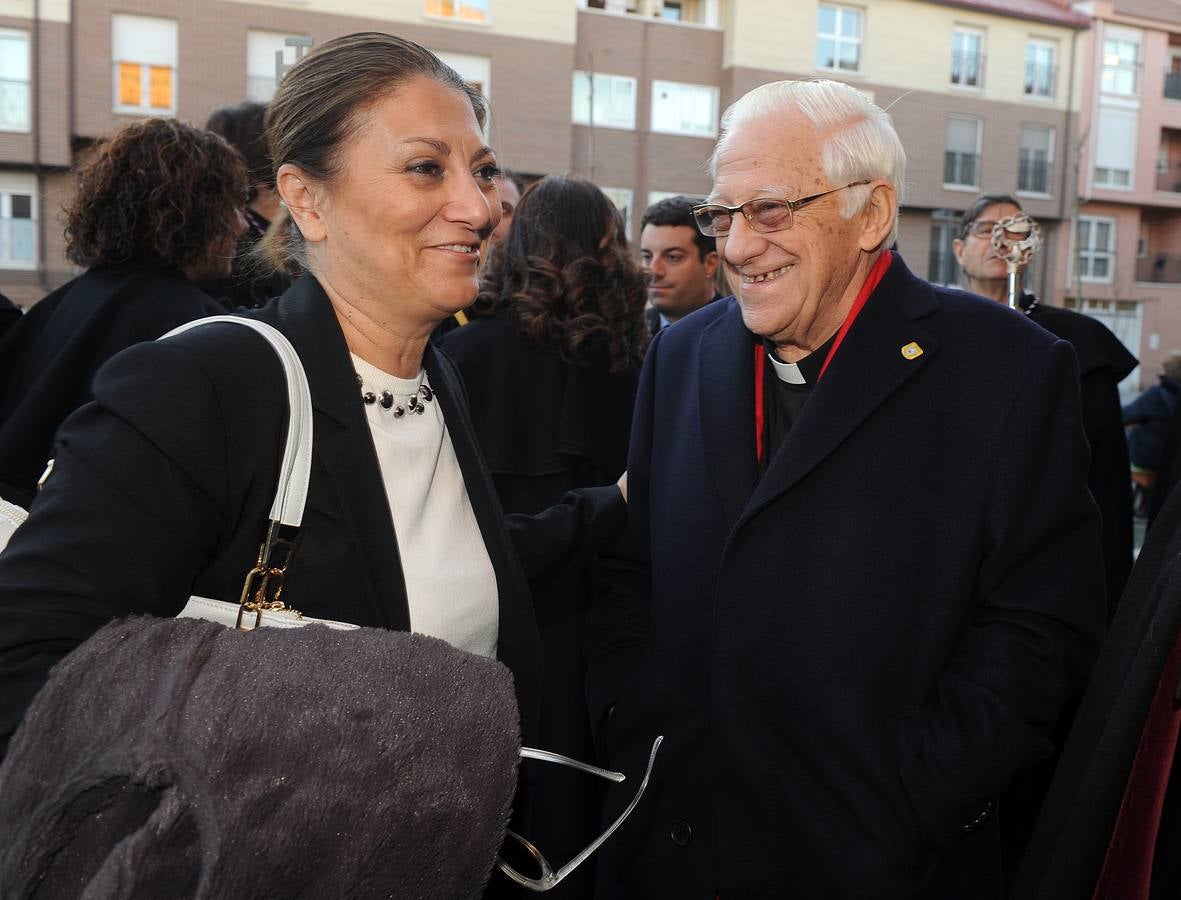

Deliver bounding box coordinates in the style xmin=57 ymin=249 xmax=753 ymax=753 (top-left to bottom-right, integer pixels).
xmin=496 ymin=734 xmax=664 ymax=892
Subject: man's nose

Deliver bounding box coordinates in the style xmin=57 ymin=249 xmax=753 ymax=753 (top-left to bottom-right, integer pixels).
xmin=722 ymin=213 xmax=765 ymax=269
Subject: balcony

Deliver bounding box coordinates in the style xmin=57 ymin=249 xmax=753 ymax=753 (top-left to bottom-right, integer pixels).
xmin=1018 ymin=153 xmax=1053 ymax=195
xmin=951 ymin=50 xmax=984 ymax=89
xmin=1167 ymin=71 xmax=1181 ymax=101
xmin=1024 ymin=62 xmax=1056 ymax=98
xmin=1157 ymin=159 xmax=1181 ymax=193
xmin=1137 ymin=254 xmax=1181 ymax=283
xmin=944 ymin=151 xmax=980 ymax=188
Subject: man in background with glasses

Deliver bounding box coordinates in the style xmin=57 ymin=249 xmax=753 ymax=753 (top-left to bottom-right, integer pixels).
xmin=585 ymin=80 xmax=1104 ymax=899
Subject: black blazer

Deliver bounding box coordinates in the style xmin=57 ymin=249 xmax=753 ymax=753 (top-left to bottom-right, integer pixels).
xmin=584 ymin=255 xmax=1106 ymax=900
xmin=0 ymin=276 xmax=543 ymax=755
xmin=0 ymin=269 xmax=227 ymax=506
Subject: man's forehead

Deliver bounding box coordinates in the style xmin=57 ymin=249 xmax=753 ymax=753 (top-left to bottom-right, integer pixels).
xmin=710 ymin=116 xmax=824 ymax=201
xmin=641 ymin=223 xmax=699 ymax=251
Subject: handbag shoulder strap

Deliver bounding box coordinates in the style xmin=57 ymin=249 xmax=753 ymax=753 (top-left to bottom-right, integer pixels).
xmin=159 ymin=317 xmax=312 ymax=530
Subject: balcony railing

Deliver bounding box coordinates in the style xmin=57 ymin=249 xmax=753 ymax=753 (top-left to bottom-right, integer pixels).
xmin=1156 ymin=159 xmax=1181 ymax=193
xmin=944 ymin=151 xmax=980 ymax=187
xmin=1137 ymin=254 xmax=1181 ymax=283
xmin=951 ymin=50 xmax=984 ymax=88
xmin=1024 ymin=62 xmax=1056 ymax=97
xmin=1167 ymin=71 xmax=1181 ymax=101
xmin=1018 ymin=153 xmax=1053 ymax=194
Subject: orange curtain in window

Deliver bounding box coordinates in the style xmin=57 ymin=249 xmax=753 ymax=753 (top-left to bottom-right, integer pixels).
xmin=149 ymin=66 xmax=172 ymax=109
xmin=425 ymin=0 xmax=453 ymax=16
xmin=118 ymin=62 xmax=141 ymax=107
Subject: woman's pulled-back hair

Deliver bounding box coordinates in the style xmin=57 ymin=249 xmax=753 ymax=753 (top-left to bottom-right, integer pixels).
xmin=471 ymin=175 xmax=647 ymax=374
xmin=64 ymin=118 xmax=247 ymax=272
xmin=262 ymin=32 xmax=487 ymax=272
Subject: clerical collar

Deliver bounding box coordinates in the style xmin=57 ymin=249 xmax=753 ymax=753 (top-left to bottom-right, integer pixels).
xmin=763 ymin=333 xmax=836 ymax=386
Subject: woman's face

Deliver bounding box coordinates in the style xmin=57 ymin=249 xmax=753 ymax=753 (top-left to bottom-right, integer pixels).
xmin=313 ymin=76 xmax=500 ymax=326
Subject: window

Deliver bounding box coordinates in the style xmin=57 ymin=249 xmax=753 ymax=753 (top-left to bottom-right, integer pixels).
xmin=0 ymin=173 xmax=36 ymax=269
xmin=1101 ymin=30 xmax=1140 ymax=95
xmin=1078 ymin=216 xmax=1115 ymax=282
xmin=661 ymin=2 xmax=682 ymax=20
xmin=600 ymin=186 xmax=633 ymax=237
xmin=0 ymin=30 xmax=29 ymax=132
xmin=928 ymin=210 xmax=960 ymax=287
xmin=651 ymin=81 xmax=718 ymax=138
xmin=816 ymin=5 xmax=862 ymax=73
xmin=944 ymin=116 xmax=981 ymax=188
xmin=1094 ymin=107 xmax=1137 ymax=189
xmin=951 ymin=28 xmax=983 ymax=88
xmin=246 ymin=32 xmax=304 ymax=103
xmin=1025 ymin=40 xmax=1056 ymax=97
xmin=1018 ymin=124 xmax=1054 ymax=195
xmin=572 ymin=71 xmax=636 ymax=130
xmin=425 ymin=0 xmax=489 ymax=23
xmin=1167 ymin=48 xmax=1181 ymax=101
xmin=112 ymin=15 xmax=177 ymax=114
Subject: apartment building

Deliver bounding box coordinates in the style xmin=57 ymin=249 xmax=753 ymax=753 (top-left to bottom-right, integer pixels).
xmin=0 ymin=0 xmax=1098 ymax=330
xmin=1061 ymin=0 xmax=1181 ymax=391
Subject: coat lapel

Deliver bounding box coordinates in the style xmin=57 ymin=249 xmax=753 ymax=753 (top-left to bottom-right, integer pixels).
xmin=738 ymin=257 xmax=941 ymax=529
xmin=699 ymin=301 xmax=761 ymax=530
xmin=261 ymin=277 xmax=411 ymax=630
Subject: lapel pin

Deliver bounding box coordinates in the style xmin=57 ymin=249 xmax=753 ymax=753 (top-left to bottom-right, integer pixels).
xmin=900 ymin=341 xmax=924 ymax=360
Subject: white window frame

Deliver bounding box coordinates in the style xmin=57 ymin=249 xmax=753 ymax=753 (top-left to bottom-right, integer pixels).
xmin=1017 ymin=123 xmax=1054 ymax=197
xmin=950 ymin=27 xmax=984 ymax=90
xmin=600 ymin=186 xmax=633 ymax=238
xmin=650 ymin=80 xmax=718 ymax=138
xmin=1093 ymin=107 xmax=1137 ymax=191
xmin=246 ymin=31 xmax=305 ymax=103
xmin=424 ymin=0 xmax=491 ymax=25
xmin=1024 ymin=38 xmax=1056 ymax=98
xmin=944 ymin=115 xmax=982 ymax=190
xmin=816 ymin=4 xmax=862 ymax=74
xmin=1077 ymin=215 xmax=1116 ymax=284
xmin=572 ymin=71 xmax=637 ymax=130
xmin=0 ymin=29 xmax=30 ymax=133
xmin=111 ymin=15 xmax=177 ymax=115
xmin=0 ymin=172 xmax=37 ymax=271
xmin=1100 ymin=28 xmax=1141 ymax=96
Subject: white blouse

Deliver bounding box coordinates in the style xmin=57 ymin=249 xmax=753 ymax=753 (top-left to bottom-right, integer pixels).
xmin=352 ymin=354 xmax=499 ymax=658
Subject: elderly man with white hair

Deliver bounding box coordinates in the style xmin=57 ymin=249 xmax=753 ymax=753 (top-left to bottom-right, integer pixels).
xmin=584 ymin=80 xmax=1105 ymax=898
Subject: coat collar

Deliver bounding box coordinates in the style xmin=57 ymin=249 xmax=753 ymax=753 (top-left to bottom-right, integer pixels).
xmin=253 ymin=276 xmax=410 ymax=630
xmin=737 ymin=253 xmax=941 ymax=528
xmin=698 ymin=256 xmax=940 ymax=533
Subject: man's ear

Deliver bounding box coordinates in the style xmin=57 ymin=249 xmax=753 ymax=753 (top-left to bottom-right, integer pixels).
xmin=857 ymin=181 xmax=897 ymax=253
xmin=703 ymin=249 xmax=720 ymax=280
xmin=276 ymin=163 xmax=326 ymax=244
xmin=952 ymin=237 xmax=966 ymax=266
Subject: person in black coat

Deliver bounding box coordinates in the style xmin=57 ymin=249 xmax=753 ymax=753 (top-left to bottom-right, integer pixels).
xmin=953 ymin=193 xmax=1137 ymax=620
xmin=0 ymin=292 xmax=20 ymax=341
xmin=0 ymin=37 xmax=624 ymax=897
xmin=585 ymin=80 xmax=1104 ymax=899
xmin=0 ymin=117 xmax=248 ymax=508
xmin=440 ymin=175 xmax=646 ymax=900
xmin=201 ymin=101 xmax=293 ymax=309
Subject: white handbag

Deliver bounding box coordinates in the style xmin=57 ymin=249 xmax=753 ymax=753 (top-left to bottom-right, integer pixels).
xmin=0 ymin=315 xmax=357 ymax=632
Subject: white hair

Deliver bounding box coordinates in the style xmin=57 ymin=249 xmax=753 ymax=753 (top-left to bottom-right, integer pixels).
xmin=709 ymin=79 xmax=906 ymax=244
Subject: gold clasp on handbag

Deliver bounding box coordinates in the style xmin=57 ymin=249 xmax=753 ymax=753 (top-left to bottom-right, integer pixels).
xmin=235 ymin=520 xmax=301 ymax=630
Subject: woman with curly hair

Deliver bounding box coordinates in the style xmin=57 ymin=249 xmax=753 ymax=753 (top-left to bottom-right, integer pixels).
xmin=440 ymin=174 xmax=647 ymax=900
xmin=0 ymin=117 xmax=246 ymax=505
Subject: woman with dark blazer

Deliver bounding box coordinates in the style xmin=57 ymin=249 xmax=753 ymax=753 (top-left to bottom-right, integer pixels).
xmin=0 ymin=34 xmax=623 ymax=865
xmin=440 ymin=175 xmax=646 ymax=900
xmin=0 ymin=118 xmax=246 ymax=507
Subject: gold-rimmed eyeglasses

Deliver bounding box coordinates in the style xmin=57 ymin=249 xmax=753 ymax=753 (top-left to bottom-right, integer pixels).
xmin=692 ymin=180 xmax=872 ymax=238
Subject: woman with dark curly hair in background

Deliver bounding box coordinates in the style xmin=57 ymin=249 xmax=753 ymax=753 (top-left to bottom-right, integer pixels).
xmin=440 ymin=174 xmax=647 ymax=900
xmin=0 ymin=117 xmax=246 ymax=506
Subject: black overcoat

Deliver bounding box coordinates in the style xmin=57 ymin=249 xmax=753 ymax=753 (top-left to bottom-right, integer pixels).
xmin=584 ymin=255 xmax=1106 ymax=899
xmin=0 ymin=276 xmax=552 ymax=758
xmin=0 ymin=268 xmax=227 ymax=506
